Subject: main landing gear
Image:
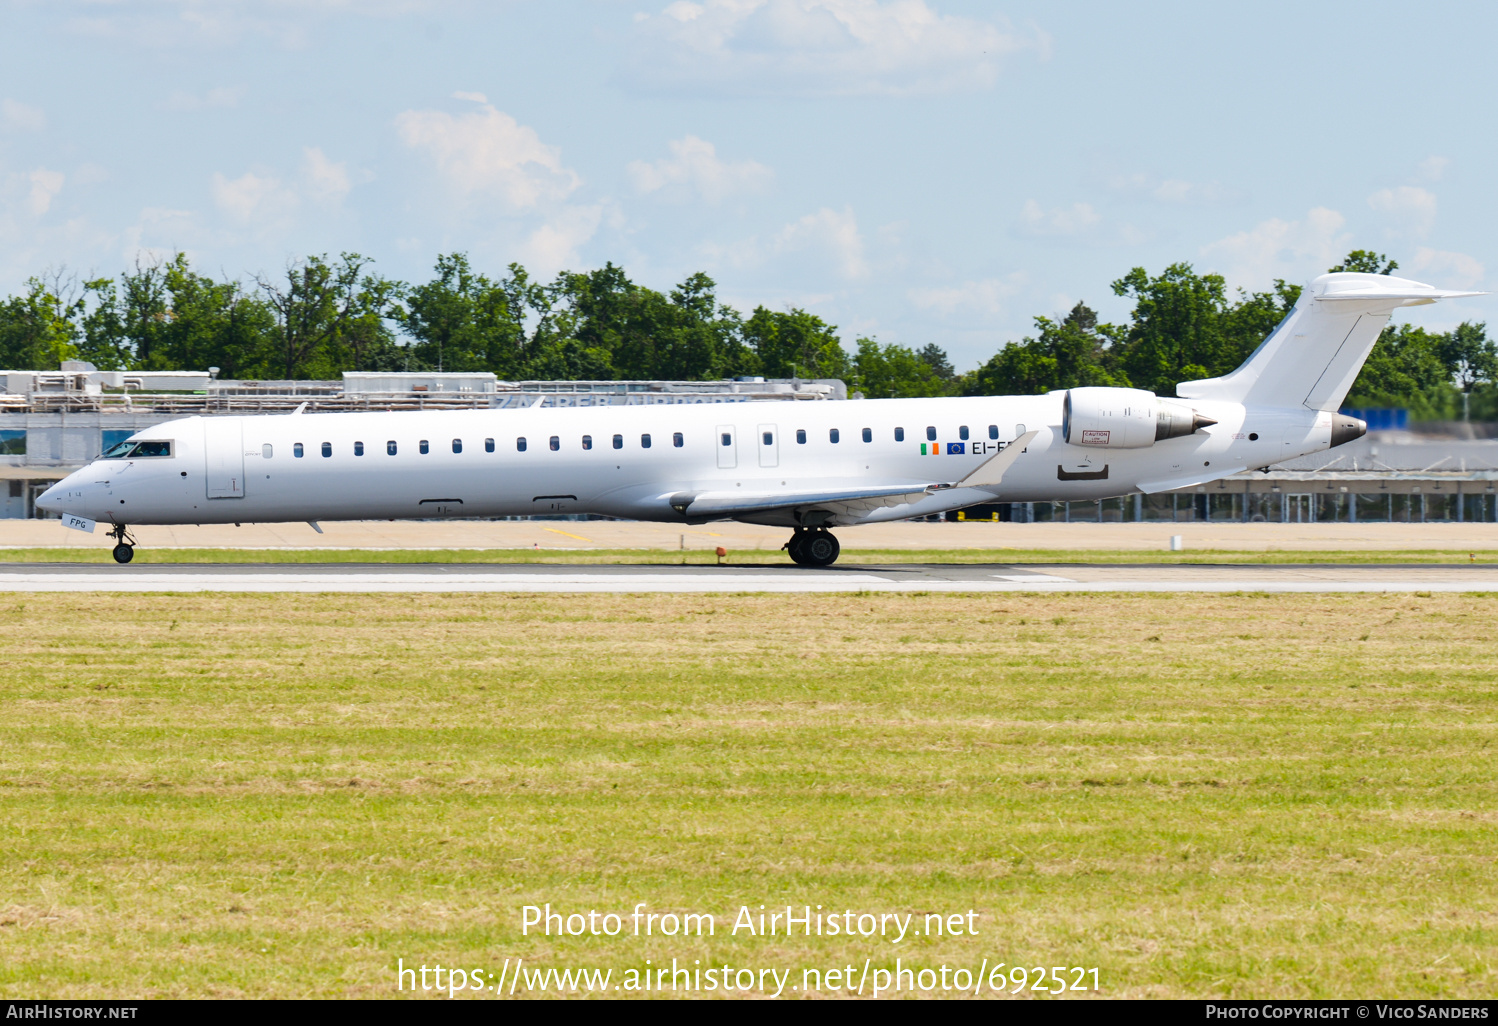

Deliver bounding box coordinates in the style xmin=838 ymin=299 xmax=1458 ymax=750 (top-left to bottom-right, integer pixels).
xmin=784 ymin=527 xmax=840 ymax=567
xmin=108 ymin=524 xmax=136 ymax=564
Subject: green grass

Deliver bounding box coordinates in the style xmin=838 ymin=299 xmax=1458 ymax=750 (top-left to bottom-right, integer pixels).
xmin=4 ymin=546 xmax=1498 ymax=565
xmin=1 ymin=592 xmax=1495 ymax=998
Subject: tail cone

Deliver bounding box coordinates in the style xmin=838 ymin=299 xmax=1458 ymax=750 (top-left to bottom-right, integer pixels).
xmin=1330 ymin=414 xmax=1366 ymax=448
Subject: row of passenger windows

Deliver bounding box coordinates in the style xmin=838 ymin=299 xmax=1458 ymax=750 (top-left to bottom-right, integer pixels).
xmin=270 ymin=424 xmax=1002 ymax=458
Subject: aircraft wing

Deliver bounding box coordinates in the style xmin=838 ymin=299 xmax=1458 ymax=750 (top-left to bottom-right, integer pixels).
xmin=670 ymin=484 xmax=932 ymax=517
xmin=668 ymin=430 xmax=1041 ymax=518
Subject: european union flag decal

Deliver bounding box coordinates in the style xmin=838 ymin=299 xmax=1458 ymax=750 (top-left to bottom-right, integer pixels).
xmin=946 ymin=442 xmax=965 ymax=455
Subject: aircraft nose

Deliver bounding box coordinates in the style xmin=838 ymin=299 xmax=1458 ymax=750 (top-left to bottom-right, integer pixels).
xmin=35 ymin=482 xmax=62 ymax=512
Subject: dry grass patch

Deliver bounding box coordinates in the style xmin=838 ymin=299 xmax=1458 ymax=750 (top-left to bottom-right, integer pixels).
xmin=0 ymin=592 xmax=1495 ymax=998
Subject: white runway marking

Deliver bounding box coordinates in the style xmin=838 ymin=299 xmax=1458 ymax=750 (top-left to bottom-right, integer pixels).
xmin=4 ymin=565 xmax=1498 ymax=593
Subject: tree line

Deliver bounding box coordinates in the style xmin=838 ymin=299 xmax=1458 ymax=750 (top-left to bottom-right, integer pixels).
xmin=1 ymin=248 xmax=1491 ymax=418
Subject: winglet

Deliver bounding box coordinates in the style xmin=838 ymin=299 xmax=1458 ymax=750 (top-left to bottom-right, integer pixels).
xmin=953 ymin=430 xmax=1039 ymax=489
xmin=291 ymin=402 xmax=308 ymax=415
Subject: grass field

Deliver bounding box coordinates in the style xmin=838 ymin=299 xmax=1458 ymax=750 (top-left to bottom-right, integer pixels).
xmin=3 ymin=546 xmax=1498 ymax=564
xmin=2 ymin=591 xmax=1495 ymax=999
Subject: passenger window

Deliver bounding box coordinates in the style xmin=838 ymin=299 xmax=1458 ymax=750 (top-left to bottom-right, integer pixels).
xmin=386 ymin=440 xmax=397 ymax=456
xmin=549 ymin=436 xmax=560 ymax=451
xmin=452 ymin=438 xmax=462 ymax=454
xmin=959 ymin=425 xmax=969 ymax=441
xmin=321 ymin=442 xmax=331 ymax=458
xmin=613 ymin=434 xmax=623 ymax=450
xmin=895 ymin=427 xmax=904 ymax=442
xmin=420 ymin=439 xmax=429 ymax=454
xmin=720 ymin=433 xmax=731 ymax=447
xmin=582 ymin=435 xmax=592 ymax=450
xmin=796 ymin=429 xmax=806 ymax=444
xmin=988 ymin=425 xmax=998 ymax=440
xmin=861 ymin=427 xmax=871 ymax=443
xmin=926 ymin=426 xmax=936 ymax=441
xmin=294 ymin=443 xmax=304 ymax=458
xmin=641 ymin=433 xmax=651 ymax=448
xmin=354 ymin=441 xmax=364 ymax=456
xmin=673 ymin=432 xmax=683 ymax=448
xmin=762 ymin=431 xmax=773 ymax=445
xmin=517 ymin=437 xmax=527 ymax=452
xmin=485 ymin=438 xmax=494 ymax=453
xmin=829 ymin=428 xmax=840 ymax=443
xmin=263 ymin=443 xmax=273 ymax=459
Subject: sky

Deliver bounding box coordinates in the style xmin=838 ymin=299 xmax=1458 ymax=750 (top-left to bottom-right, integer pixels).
xmin=1 ymin=0 xmax=1493 ymax=371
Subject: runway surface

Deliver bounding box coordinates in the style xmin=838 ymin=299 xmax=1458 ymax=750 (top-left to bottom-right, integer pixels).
xmin=4 ymin=562 xmax=1498 ymax=592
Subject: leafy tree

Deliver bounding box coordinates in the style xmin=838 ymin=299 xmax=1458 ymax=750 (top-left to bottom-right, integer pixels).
xmin=916 ymin=343 xmax=954 ymax=381
xmin=400 ymin=253 xmax=528 ymax=375
xmin=964 ymin=304 xmax=1127 ymax=397
xmin=1110 ymin=263 xmax=1236 ymax=395
xmin=1345 ymin=323 xmax=1457 ymax=420
xmin=0 ymin=275 xmax=82 ymax=369
xmin=741 ymin=307 xmax=847 ymax=379
xmin=1438 ymin=322 xmax=1496 ymax=396
xmin=255 ymin=253 xmax=397 ymax=379
xmin=852 ymin=339 xmax=950 ymax=398
xmin=1329 ymin=250 xmax=1399 ymax=275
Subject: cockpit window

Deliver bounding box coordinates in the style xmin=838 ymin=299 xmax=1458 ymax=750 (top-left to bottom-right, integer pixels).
xmin=102 ymin=439 xmax=173 ymax=459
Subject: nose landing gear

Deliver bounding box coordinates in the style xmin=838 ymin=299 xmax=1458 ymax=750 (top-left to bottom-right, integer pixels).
xmin=108 ymin=524 xmax=136 ymax=564
xmin=784 ymin=527 xmax=840 ymax=567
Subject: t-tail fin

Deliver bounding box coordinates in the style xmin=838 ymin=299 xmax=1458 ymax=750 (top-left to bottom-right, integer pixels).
xmin=1176 ymin=272 xmax=1482 ymax=411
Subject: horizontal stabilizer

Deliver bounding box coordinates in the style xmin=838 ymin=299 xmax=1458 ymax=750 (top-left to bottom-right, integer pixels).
xmin=1176 ymin=272 xmax=1483 ymax=412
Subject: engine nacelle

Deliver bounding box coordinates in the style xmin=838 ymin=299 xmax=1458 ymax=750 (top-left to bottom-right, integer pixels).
xmin=1062 ymin=387 xmax=1217 ymax=449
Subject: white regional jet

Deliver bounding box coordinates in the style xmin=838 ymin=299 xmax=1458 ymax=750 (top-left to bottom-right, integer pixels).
xmin=37 ymin=272 xmax=1479 ymax=565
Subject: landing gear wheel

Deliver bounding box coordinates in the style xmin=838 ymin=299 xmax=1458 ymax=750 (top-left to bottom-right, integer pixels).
xmin=107 ymin=524 xmax=136 ymax=565
xmin=786 ymin=528 xmax=840 ymax=567
xmin=801 ymin=531 xmax=839 ymax=567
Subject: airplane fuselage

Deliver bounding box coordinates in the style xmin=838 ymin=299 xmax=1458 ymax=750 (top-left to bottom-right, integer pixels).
xmin=40 ymin=394 xmax=1333 ymax=529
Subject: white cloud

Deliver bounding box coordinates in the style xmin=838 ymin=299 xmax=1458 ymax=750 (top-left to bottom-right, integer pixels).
xmin=1368 ymin=185 xmax=1437 ymax=238
xmin=2 ymin=99 xmax=46 ymax=131
xmin=1410 ymin=247 xmax=1484 ymax=290
xmin=210 ymin=147 xmax=357 ymax=227
xmin=774 ymin=206 xmax=866 ymax=278
xmin=395 ymin=102 xmax=579 ymax=209
xmin=700 ymin=205 xmax=868 ymax=280
xmin=1015 ymin=199 xmax=1100 ymax=238
xmin=1199 ymin=206 xmax=1350 ymax=291
xmin=1416 ymin=156 xmax=1449 ymax=182
xmin=66 ymin=1 xmax=442 ymax=50
xmin=621 ymin=0 xmax=1049 ymax=97
xmin=627 ymin=135 xmax=772 ymax=203
xmin=211 ymin=170 xmax=297 ymax=223
xmin=302 ymin=146 xmax=351 ymax=203
xmin=908 ymin=275 xmax=1024 ymax=317
xmin=1101 ymin=170 xmax=1246 ymax=207
xmin=122 ymin=207 xmax=204 ymax=269
xmin=163 ymin=86 xmax=246 ymax=111
xmin=519 ymin=205 xmax=604 ymax=278
xmin=26 ymin=170 xmax=64 ymax=216
xmin=451 ymin=90 xmax=489 ymax=104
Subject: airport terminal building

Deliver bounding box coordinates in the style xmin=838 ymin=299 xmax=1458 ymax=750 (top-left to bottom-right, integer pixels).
xmin=4 ymin=363 xmax=1493 ymax=523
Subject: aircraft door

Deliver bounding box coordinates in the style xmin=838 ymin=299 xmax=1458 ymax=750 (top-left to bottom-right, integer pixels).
xmin=716 ymin=425 xmax=737 ymax=469
xmin=203 ymin=418 xmax=245 ymax=498
xmin=757 ymin=424 xmax=778 ymax=468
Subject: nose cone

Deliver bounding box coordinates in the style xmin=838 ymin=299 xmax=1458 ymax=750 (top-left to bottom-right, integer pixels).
xmin=35 ymin=482 xmax=63 ymax=513
xmin=35 ymin=469 xmax=86 ymax=514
